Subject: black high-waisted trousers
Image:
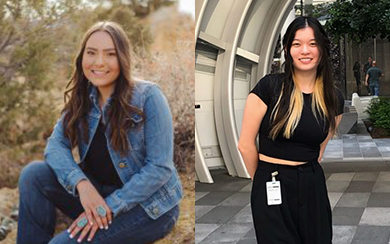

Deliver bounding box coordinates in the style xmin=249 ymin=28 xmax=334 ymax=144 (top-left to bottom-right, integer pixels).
xmin=251 ymin=160 xmax=332 ymax=244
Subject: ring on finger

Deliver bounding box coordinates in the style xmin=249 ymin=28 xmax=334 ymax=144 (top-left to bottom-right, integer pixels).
xmin=77 ymin=217 xmax=88 ymax=228
xmin=96 ymin=205 xmax=107 ymax=217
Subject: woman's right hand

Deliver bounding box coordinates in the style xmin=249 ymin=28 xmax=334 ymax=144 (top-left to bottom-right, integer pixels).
xmin=76 ymin=179 xmax=113 ymax=230
xmin=238 ymin=93 xmax=267 ymax=179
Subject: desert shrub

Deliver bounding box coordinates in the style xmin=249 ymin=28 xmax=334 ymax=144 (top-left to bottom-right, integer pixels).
xmin=133 ymin=49 xmax=194 ymax=173
xmin=366 ymin=97 xmax=390 ymax=132
xmin=132 ymin=11 xmax=195 ymax=173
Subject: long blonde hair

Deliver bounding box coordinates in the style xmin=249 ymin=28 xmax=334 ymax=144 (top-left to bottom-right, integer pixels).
xmin=268 ymin=16 xmax=338 ymax=140
xmin=269 ymin=75 xmax=329 ymax=139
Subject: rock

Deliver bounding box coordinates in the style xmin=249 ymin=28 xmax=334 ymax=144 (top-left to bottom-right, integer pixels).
xmin=0 ymin=217 xmax=14 ymax=241
xmin=0 ymin=188 xmax=18 ymax=217
xmin=10 ymin=205 xmax=18 ymax=221
xmin=0 ymin=188 xmax=18 ymax=244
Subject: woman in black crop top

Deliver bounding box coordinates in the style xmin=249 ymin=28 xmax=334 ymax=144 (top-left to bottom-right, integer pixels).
xmin=238 ymin=17 xmax=344 ymax=244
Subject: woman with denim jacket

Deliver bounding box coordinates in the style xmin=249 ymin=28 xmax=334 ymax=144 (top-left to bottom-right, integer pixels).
xmin=17 ymin=21 xmax=182 ymax=244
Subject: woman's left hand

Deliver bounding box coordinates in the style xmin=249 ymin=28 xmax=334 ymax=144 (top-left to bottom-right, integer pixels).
xmin=68 ymin=212 xmax=100 ymax=243
xmin=76 ymin=180 xmax=113 ymax=230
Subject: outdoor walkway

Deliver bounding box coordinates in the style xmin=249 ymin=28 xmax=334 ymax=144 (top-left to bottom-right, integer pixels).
xmin=196 ymin=111 xmax=390 ymax=243
xmin=323 ymin=121 xmax=390 ymax=162
xmin=196 ymin=168 xmax=390 ymax=244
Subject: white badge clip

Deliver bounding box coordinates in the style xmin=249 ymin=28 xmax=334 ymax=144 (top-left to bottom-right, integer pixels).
xmin=266 ymin=171 xmax=282 ymax=205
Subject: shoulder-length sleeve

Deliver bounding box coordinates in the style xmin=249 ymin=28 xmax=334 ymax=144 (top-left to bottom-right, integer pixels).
xmin=249 ymin=75 xmax=272 ymax=106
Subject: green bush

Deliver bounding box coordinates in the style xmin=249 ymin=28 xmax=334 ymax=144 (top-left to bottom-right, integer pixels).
xmin=366 ymin=97 xmax=390 ymax=132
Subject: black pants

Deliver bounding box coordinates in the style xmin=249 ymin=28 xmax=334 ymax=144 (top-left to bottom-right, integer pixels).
xmin=251 ymin=160 xmax=332 ymax=244
xmin=354 ymin=74 xmax=361 ymax=94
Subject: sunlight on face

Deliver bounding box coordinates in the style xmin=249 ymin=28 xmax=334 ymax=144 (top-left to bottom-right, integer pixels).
xmin=82 ymin=31 xmax=120 ymax=93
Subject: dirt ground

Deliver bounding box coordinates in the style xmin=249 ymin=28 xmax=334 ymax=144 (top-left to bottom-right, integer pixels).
xmin=0 ymin=170 xmax=194 ymax=244
xmin=362 ymin=120 xmax=390 ymax=138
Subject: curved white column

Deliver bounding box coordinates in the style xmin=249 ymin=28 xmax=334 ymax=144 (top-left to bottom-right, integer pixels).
xmin=195 ymin=127 xmax=213 ymax=183
xmin=255 ymin=1 xmax=297 ymax=81
xmin=195 ymin=0 xmax=297 ymax=183
xmin=195 ymin=0 xmax=208 ymax=40
xmin=195 ymin=0 xmax=213 ymax=183
xmin=215 ymin=0 xmax=253 ymax=178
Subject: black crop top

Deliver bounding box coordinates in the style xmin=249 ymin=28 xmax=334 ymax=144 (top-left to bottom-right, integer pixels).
xmin=249 ymin=73 xmax=344 ymax=162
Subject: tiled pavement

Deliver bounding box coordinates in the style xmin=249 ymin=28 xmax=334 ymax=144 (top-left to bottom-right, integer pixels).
xmin=196 ymin=119 xmax=390 ymax=244
xmin=196 ymin=169 xmax=390 ymax=244
xmin=322 ymin=121 xmax=390 ymax=162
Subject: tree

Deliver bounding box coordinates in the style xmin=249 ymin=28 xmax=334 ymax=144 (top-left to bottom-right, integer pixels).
xmin=92 ymin=3 xmax=154 ymax=56
xmin=0 ymin=0 xmax=80 ymax=148
xmin=326 ymin=0 xmax=390 ymax=44
xmin=325 ymin=0 xmax=390 ymax=66
xmin=294 ymin=3 xmax=330 ymax=19
xmin=324 ymin=0 xmax=390 ymax=91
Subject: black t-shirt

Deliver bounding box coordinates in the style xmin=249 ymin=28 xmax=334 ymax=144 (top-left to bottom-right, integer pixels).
xmin=249 ymin=73 xmax=344 ymax=162
xmin=82 ymin=120 xmax=123 ymax=187
xmin=353 ymin=62 xmax=360 ymax=76
xmin=363 ymin=62 xmax=372 ymax=74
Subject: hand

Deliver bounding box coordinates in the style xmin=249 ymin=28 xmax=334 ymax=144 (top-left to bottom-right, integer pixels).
xmin=76 ymin=180 xmax=113 ymax=230
xmin=365 ymin=82 xmax=368 ymax=86
xmin=318 ymin=153 xmax=323 ymax=163
xmin=68 ymin=212 xmax=99 ymax=243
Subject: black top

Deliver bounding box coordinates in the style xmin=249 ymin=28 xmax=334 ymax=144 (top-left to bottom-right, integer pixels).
xmin=363 ymin=61 xmax=372 ymax=74
xmin=82 ymin=120 xmax=123 ymax=186
xmin=249 ymin=73 xmax=344 ymax=162
xmin=353 ymin=62 xmax=360 ymax=76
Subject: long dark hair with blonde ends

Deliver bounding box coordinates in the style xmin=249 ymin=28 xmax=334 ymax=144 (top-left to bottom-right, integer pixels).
xmin=269 ymin=16 xmax=338 ymax=139
xmin=63 ymin=21 xmax=142 ymax=155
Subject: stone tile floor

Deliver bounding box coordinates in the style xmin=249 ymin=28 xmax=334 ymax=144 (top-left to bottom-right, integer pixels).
xmin=322 ymin=121 xmax=390 ymax=162
xmin=195 ymin=118 xmax=390 ymax=243
xmin=196 ymin=169 xmax=390 ymax=244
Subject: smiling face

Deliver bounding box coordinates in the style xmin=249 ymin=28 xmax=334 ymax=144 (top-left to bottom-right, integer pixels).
xmin=290 ymin=27 xmax=320 ymax=74
xmin=82 ymin=31 xmax=120 ymax=95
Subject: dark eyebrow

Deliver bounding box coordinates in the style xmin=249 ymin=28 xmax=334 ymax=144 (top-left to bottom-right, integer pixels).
xmin=85 ymin=47 xmax=116 ymax=52
xmin=293 ymin=39 xmax=316 ymax=41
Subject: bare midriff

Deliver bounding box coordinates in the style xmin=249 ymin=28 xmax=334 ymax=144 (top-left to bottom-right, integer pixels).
xmin=259 ymin=153 xmax=307 ymax=166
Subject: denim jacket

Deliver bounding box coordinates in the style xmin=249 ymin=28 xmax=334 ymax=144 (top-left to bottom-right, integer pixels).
xmin=44 ymin=80 xmax=182 ymax=219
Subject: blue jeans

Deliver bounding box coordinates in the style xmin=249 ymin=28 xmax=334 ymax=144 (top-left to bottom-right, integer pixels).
xmin=17 ymin=161 xmax=179 ymax=244
xmin=370 ymin=83 xmax=380 ymax=96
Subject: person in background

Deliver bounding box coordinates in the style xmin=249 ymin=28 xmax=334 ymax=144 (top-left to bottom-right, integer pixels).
xmin=363 ymin=56 xmax=373 ymax=95
xmin=238 ymin=16 xmax=344 ymax=243
xmin=353 ymin=60 xmax=361 ymax=95
xmin=365 ymin=60 xmax=384 ymax=96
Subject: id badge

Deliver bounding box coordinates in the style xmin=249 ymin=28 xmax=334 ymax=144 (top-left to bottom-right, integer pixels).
xmin=266 ymin=181 xmax=282 ymax=205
